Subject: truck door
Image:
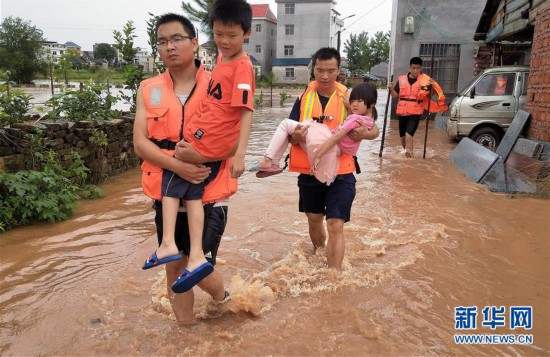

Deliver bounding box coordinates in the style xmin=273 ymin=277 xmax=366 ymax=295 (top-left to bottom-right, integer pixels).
xmin=462 ymin=72 xmax=517 ymax=128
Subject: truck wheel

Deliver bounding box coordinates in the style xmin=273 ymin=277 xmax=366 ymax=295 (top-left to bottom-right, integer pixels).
xmin=470 ymin=127 xmax=501 ymax=151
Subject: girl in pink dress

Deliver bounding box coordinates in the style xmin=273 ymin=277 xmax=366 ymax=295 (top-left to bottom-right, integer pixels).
xmin=251 ymin=83 xmax=378 ymax=185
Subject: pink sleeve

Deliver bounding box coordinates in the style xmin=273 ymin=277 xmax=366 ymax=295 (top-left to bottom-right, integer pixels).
xmin=340 ymin=116 xmax=362 ymax=133
xmin=341 ymin=115 xmax=374 ymax=132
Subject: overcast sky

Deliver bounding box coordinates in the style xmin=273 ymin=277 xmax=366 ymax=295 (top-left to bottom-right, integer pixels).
xmin=0 ymin=0 xmax=392 ymax=54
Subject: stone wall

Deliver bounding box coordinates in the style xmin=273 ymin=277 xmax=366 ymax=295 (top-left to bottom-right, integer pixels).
xmin=0 ymin=115 xmax=140 ymax=182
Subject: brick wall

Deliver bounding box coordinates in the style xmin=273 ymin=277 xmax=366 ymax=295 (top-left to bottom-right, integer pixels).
xmin=0 ymin=116 xmax=140 ymax=182
xmin=526 ymin=3 xmax=550 ymax=142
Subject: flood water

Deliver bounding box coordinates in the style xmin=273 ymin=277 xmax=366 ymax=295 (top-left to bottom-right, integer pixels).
xmin=1 ymin=90 xmax=549 ymax=356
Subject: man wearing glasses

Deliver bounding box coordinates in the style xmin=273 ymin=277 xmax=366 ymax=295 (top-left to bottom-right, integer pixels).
xmin=133 ymin=13 xmax=235 ymax=325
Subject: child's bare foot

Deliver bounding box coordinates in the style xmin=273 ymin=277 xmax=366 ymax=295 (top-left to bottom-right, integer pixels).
xmin=186 ymin=256 xmax=209 ymax=273
xmin=155 ymin=242 xmax=180 ymax=260
xmin=258 ymin=156 xmax=275 ymax=170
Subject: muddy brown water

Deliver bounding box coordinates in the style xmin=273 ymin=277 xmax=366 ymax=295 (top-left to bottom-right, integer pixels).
xmin=1 ymin=90 xmax=549 ymax=356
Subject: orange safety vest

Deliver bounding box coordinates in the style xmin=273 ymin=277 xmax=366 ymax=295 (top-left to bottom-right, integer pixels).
xmin=397 ymin=73 xmax=447 ymax=114
xmin=288 ymin=81 xmax=355 ymax=175
xmin=139 ymin=61 xmax=237 ymax=203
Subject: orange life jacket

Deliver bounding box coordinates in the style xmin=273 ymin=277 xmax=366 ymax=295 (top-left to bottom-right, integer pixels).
xmin=396 ymin=73 xmax=429 ymax=116
xmin=421 ymin=79 xmax=448 ymax=113
xmin=397 ymin=73 xmax=447 ymax=115
xmin=288 ymin=81 xmax=355 ymax=175
xmin=139 ymin=61 xmax=237 ymax=203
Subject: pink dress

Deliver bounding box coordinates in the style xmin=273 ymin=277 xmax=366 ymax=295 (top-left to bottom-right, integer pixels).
xmin=333 ymin=114 xmax=374 ymax=156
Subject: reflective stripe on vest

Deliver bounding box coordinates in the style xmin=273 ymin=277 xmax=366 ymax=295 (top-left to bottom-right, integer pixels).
xmin=288 ymin=81 xmax=355 ymax=175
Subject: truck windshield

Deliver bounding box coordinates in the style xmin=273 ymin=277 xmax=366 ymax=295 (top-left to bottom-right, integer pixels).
xmin=459 ymin=75 xmax=481 ymax=96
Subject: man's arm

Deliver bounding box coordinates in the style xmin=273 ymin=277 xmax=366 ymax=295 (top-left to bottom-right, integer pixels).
xmin=133 ymin=87 xmax=211 ymax=184
xmin=230 ymin=108 xmax=253 ymax=178
xmin=348 ymin=121 xmax=379 ymax=141
xmin=388 ymin=81 xmax=399 ymax=98
xmin=288 ymin=97 xmax=308 ymax=145
xmin=173 ymin=140 xmax=237 ymax=164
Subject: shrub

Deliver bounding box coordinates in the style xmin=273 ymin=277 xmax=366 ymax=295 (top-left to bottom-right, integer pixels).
xmin=46 ymin=82 xmax=120 ymax=121
xmin=0 ymin=83 xmax=33 ymax=126
xmin=255 ymin=90 xmax=264 ymax=108
xmin=279 ymin=91 xmax=291 ymax=107
xmin=0 ymin=150 xmax=104 ymax=231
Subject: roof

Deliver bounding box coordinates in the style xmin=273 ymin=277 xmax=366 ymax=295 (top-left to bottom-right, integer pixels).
xmin=64 ymin=41 xmax=80 ymax=47
xmin=251 ymin=4 xmax=277 ymax=21
xmin=249 ymin=55 xmax=261 ymax=66
xmin=272 ymin=58 xmax=311 ymax=66
xmin=481 ymin=65 xmax=530 ymax=74
xmin=200 ymin=40 xmax=216 ymax=49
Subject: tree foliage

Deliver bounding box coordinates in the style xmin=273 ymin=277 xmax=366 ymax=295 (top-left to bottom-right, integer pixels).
xmin=56 ymin=48 xmax=80 ymax=83
xmin=146 ymin=13 xmax=163 ymax=74
xmin=181 ymin=0 xmax=214 ymax=43
xmin=93 ymin=43 xmax=116 ymax=65
xmin=344 ymin=31 xmax=390 ymax=72
xmin=0 ymin=16 xmax=46 ymax=83
xmin=113 ymin=21 xmax=137 ymax=64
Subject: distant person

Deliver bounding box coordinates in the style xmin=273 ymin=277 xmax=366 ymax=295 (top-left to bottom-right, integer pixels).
xmin=336 ymin=73 xmax=346 ymax=84
xmin=493 ymin=75 xmax=508 ymax=95
xmin=388 ymin=56 xmax=435 ymax=158
xmin=250 ymin=83 xmax=377 ymax=185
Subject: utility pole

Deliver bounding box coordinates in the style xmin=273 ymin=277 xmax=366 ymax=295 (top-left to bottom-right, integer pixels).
xmin=336 ymin=14 xmax=355 ymax=52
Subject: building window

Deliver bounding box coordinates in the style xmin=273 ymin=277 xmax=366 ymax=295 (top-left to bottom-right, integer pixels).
xmin=256 ymin=45 xmax=261 ymax=53
xmin=285 ymin=68 xmax=295 ymax=78
xmin=271 ymin=49 xmax=273 ymax=57
xmin=284 ymin=45 xmax=294 ymax=56
xmin=244 ymin=38 xmax=249 ymax=44
xmin=285 ymin=3 xmax=295 ymax=15
xmin=256 ymin=24 xmax=261 ymax=32
xmin=285 ymin=24 xmax=294 ymax=35
xmin=271 ymin=29 xmax=274 ymax=36
xmin=419 ymin=43 xmax=461 ymax=95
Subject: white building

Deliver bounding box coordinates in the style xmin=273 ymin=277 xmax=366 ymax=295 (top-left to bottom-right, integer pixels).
xmin=244 ymin=4 xmax=278 ymax=76
xmin=42 ymin=41 xmax=67 ymax=63
xmin=272 ymin=0 xmax=345 ymax=84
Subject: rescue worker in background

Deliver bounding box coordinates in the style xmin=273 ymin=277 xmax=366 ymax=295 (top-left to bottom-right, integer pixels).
xmin=388 ymin=56 xmax=437 ymax=158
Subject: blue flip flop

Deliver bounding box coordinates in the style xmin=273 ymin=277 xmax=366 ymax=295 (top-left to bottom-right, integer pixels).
xmin=142 ymin=251 xmax=182 ymax=270
xmin=171 ymin=262 xmax=214 ymax=293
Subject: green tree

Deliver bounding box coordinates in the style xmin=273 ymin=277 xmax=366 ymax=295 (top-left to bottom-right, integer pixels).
xmin=56 ymin=48 xmax=79 ymax=84
xmin=344 ymin=32 xmax=369 ymax=72
xmin=93 ymin=43 xmax=116 ymax=66
xmin=146 ymin=13 xmax=162 ymax=74
xmin=0 ymin=16 xmax=46 ymax=83
xmin=113 ymin=21 xmax=137 ymax=64
xmin=367 ymin=31 xmax=390 ymax=69
xmin=181 ymin=0 xmax=214 ymax=43
xmin=344 ymin=31 xmax=390 ymax=73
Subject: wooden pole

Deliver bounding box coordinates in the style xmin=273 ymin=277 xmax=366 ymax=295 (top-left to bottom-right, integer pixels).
xmin=422 ymin=46 xmax=435 ymax=159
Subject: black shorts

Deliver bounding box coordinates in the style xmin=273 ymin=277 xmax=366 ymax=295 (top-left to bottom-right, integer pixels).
xmin=153 ymin=201 xmax=228 ymax=265
xmin=398 ymin=115 xmax=421 ymax=137
xmin=161 ymin=161 xmax=222 ymax=200
xmin=297 ymin=173 xmax=356 ymax=222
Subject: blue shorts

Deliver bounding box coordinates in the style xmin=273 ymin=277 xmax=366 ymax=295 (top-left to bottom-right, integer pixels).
xmin=297 ymin=173 xmax=356 ymax=222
